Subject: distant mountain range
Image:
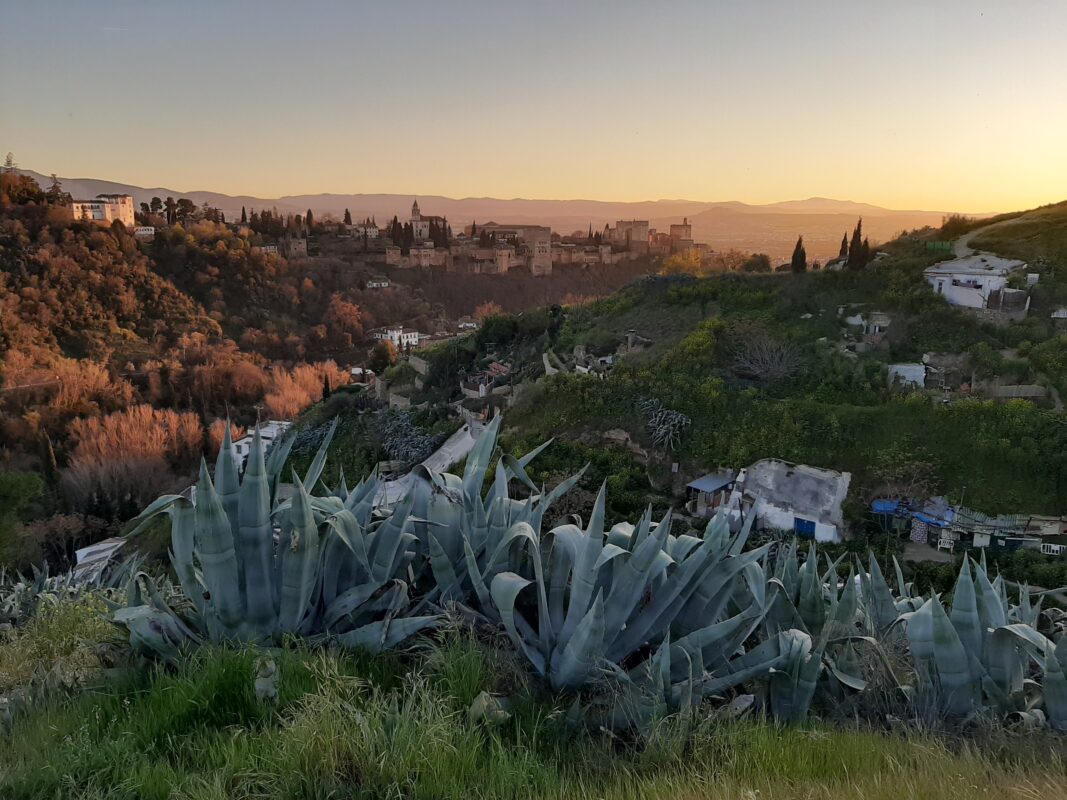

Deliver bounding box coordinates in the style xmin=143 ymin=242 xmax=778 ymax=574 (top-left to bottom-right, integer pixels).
xmin=21 ymin=169 xmax=972 ymax=262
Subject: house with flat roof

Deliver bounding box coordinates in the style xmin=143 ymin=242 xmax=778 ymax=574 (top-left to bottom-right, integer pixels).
xmin=924 ymin=254 xmax=1026 ymax=309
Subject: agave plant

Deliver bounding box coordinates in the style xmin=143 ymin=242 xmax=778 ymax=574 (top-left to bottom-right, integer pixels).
xmin=895 ymin=555 xmax=1067 ymax=728
xmin=0 ymin=553 xmax=146 ymax=627
xmin=452 ymin=487 xmax=793 ymax=703
xmin=116 ymin=423 xmax=436 ymax=659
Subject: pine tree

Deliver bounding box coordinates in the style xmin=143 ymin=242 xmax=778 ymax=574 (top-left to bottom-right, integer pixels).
xmin=790 ymin=236 xmax=807 ymax=273
xmin=838 ymin=233 xmax=848 ymax=260
xmin=343 ymin=208 xmax=352 ymax=225
xmin=241 ymin=206 xmax=248 ymax=224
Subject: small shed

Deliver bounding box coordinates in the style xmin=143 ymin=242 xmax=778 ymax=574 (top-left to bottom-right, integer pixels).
xmin=685 ymin=471 xmax=737 ymax=517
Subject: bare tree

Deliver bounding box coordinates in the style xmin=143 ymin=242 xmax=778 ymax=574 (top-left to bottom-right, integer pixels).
xmin=731 ymin=334 xmax=800 ymax=385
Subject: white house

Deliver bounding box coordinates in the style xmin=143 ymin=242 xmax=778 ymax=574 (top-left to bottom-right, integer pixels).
xmin=373 ymin=326 xmax=420 ymax=349
xmin=723 ymin=458 xmax=851 ymax=543
xmin=366 ymin=276 xmax=390 ymax=289
xmin=924 ymin=254 xmax=1026 ymax=309
xmin=231 ymin=420 xmax=293 ymax=470
xmin=351 ymin=221 xmax=380 ymax=239
xmin=133 ymin=225 xmax=156 ymax=239
xmin=887 ymin=363 xmax=927 ymax=390
xmin=71 ymin=194 xmax=135 ymax=227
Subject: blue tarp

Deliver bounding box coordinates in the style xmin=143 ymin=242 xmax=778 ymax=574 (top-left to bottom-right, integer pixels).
xmin=871 ymin=499 xmax=902 ymax=515
xmin=911 ymin=512 xmax=948 ymax=528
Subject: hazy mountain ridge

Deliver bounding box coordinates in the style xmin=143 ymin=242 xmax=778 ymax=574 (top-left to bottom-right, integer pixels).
xmin=21 ymin=169 xmax=965 ymax=260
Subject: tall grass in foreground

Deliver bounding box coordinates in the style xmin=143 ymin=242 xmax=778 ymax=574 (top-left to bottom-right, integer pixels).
xmin=2 ymin=637 xmax=1066 ymax=800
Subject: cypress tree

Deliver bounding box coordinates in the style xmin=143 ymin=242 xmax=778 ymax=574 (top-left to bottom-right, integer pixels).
xmin=847 ymin=218 xmax=864 ymax=270
xmin=838 ymin=233 xmax=848 ymax=259
xmin=241 ymin=206 xmax=248 ymax=224
xmin=471 ymin=220 xmax=477 ymax=236
xmin=343 ymin=208 xmax=352 ymax=225
xmin=790 ymin=235 xmax=807 ymax=273
xmin=306 ymin=209 xmax=314 ymax=231
xmin=323 ymin=374 xmax=331 ymax=400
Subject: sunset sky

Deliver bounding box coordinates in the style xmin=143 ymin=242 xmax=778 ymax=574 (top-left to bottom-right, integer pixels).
xmin=2 ymin=1 xmax=1066 ymax=212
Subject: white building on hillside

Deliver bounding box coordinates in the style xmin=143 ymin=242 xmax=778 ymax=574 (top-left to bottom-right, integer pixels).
xmin=924 ymin=254 xmax=1027 ymax=308
xmin=231 ymin=420 xmax=293 ymax=470
xmin=373 ymin=325 xmax=420 ymax=349
xmin=723 ymin=458 xmax=851 ymax=543
xmin=71 ymin=194 xmax=135 ymax=227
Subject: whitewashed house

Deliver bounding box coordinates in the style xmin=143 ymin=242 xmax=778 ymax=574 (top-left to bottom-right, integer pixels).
xmin=723 ymin=459 xmax=851 ymax=543
xmin=924 ymin=254 xmax=1026 ymax=308
xmin=231 ymin=420 xmax=293 ymax=470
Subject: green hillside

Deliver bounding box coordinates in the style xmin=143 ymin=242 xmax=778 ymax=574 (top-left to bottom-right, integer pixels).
xmin=424 ymin=213 xmax=1067 ymax=518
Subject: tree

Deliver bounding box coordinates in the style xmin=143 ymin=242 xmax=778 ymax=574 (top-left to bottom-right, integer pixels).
xmin=323 ymin=373 xmax=331 ymax=400
xmin=369 ymin=340 xmax=399 ymax=373
xmin=164 ymin=196 xmax=177 ymax=225
xmin=241 ymin=206 xmax=248 ymax=224
xmin=470 ymin=220 xmax=477 ymax=236
xmin=306 ymin=208 xmax=315 ymax=231
xmin=838 ymin=233 xmax=848 ymax=260
xmin=741 ymin=253 xmax=772 ymax=273
xmin=474 ymin=301 xmax=504 ymax=321
xmin=150 ymin=196 xmax=163 ymax=215
xmin=731 ymin=333 xmax=801 ymax=385
xmin=846 ymin=218 xmax=866 ymax=271
xmin=660 ymin=250 xmax=702 ymax=275
xmin=175 ymin=198 xmax=197 ymax=222
xmin=343 ymin=208 xmax=352 ymax=225
xmin=790 ymin=236 xmax=807 ymax=273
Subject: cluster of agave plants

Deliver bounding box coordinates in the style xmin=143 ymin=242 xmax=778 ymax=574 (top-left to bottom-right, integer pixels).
xmin=110 ymin=415 xmax=1067 ymax=732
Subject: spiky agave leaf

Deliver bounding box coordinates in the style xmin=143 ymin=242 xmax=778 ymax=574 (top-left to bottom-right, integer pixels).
xmin=194 ymin=460 xmax=245 ymax=639
xmin=238 ymin=429 xmax=277 ymax=636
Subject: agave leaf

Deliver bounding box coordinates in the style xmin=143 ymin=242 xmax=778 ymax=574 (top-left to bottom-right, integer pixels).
xmin=1044 ymin=641 xmax=1067 ymax=731
xmin=323 ymin=580 xmax=385 ymax=630
xmin=948 ymin=558 xmax=982 ymax=661
xmin=490 ymin=571 xmax=546 ymax=675
xmin=603 ymin=508 xmax=672 ymax=641
xmin=551 ymin=591 xmax=606 ymax=690
xmin=113 ymin=605 xmax=188 ymax=664
xmin=301 ymin=417 xmax=339 ymax=491
xmin=557 ymin=483 xmax=607 ymax=650
xmin=277 ymin=477 xmax=321 ymax=635
xmin=126 ymin=494 xmax=185 ymax=537
xmin=215 ymin=422 xmax=241 ymax=542
xmin=428 ymin=531 xmax=465 ymax=601
xmin=194 ymin=460 xmax=245 ymax=638
xmin=334 ymin=615 xmax=439 ymax=653
xmin=462 ymin=414 xmax=502 ymax=502
xmin=238 ymin=429 xmax=277 ymax=635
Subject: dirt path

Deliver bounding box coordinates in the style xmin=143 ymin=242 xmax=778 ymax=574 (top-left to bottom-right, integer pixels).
xmin=953 ymin=217 xmax=1015 ymax=257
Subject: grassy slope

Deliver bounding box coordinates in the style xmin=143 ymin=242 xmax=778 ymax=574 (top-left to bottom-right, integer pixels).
xmin=3 ymin=637 xmax=1066 ymax=800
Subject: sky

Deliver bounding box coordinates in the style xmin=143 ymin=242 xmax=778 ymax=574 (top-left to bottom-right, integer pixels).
xmin=2 ymin=1 xmax=1066 ymax=213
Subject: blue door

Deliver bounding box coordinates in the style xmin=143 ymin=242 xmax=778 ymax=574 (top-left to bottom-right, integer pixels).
xmin=794 ymin=518 xmax=816 ymax=539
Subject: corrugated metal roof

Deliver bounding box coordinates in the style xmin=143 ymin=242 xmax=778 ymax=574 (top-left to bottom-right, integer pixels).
xmin=687 ymin=471 xmax=737 ymax=494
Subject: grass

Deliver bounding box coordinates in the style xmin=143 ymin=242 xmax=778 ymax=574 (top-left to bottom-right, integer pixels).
xmin=3 ymin=630 xmax=1067 ymax=799
xmin=0 ymin=597 xmax=116 ymax=694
